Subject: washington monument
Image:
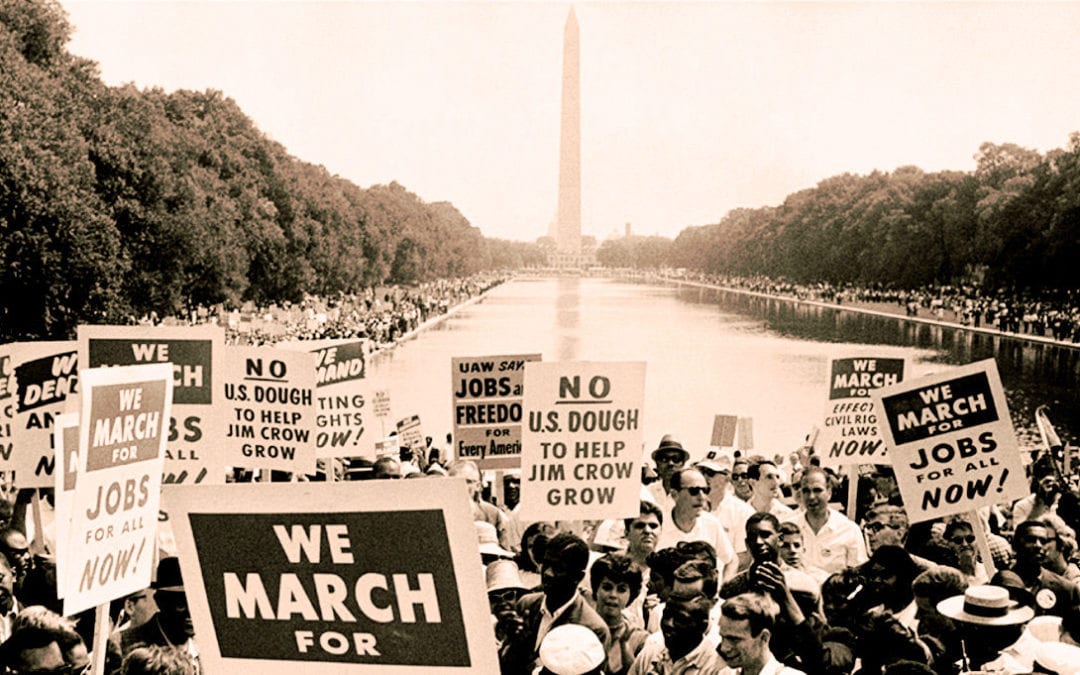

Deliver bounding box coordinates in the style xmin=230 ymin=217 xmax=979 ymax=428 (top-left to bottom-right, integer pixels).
xmin=555 ymin=8 xmax=581 ymax=258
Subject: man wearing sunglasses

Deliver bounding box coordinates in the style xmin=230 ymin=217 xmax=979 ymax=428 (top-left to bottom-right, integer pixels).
xmin=647 ymin=436 xmax=689 ymax=514
xmin=656 ymin=469 xmax=737 ymax=582
xmin=698 ymin=454 xmax=755 ymax=572
xmin=943 ymin=520 xmax=989 ymax=584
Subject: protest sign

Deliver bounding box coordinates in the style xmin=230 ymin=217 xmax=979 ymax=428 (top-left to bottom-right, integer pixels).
xmin=63 ymin=363 xmax=172 ymax=616
xmin=279 ymin=339 xmax=372 ymax=460
xmin=224 ymin=346 xmax=317 ymax=474
xmin=736 ymin=416 xmax=754 ymax=451
xmin=11 ymin=341 xmax=77 ymax=487
xmin=818 ymin=357 xmax=905 ymax=467
xmin=872 ymin=359 xmax=1028 ymax=523
xmin=0 ymin=343 xmax=15 ymax=473
xmin=710 ymin=414 xmax=738 ymax=447
xmin=79 ymin=325 xmax=226 ymax=485
xmin=163 ymin=479 xmax=498 ymax=674
xmin=373 ymin=390 xmax=391 ymax=419
xmin=396 ymin=415 xmax=425 ymax=452
xmin=451 ymin=353 xmax=540 ymax=470
xmin=53 ymin=413 xmax=78 ymax=597
xmin=520 ymin=361 xmax=646 ymax=521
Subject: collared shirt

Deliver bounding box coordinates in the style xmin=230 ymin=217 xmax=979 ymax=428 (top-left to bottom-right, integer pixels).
xmin=535 ymin=595 xmax=577 ymax=650
xmin=781 ymin=508 xmax=866 ymax=575
xmin=716 ymin=654 xmax=807 ymax=675
xmin=658 ymin=510 xmax=736 ymax=567
xmin=628 ymin=637 xmax=725 ymax=675
xmin=713 ymin=494 xmax=756 ymax=555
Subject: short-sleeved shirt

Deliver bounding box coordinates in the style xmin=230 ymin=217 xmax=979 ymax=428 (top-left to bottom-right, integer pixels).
xmin=657 ymin=510 xmax=736 ymax=567
xmin=780 ymin=509 xmax=867 ymax=575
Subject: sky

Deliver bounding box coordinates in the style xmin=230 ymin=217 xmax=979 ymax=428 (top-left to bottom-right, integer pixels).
xmin=60 ymin=1 xmax=1080 ymax=243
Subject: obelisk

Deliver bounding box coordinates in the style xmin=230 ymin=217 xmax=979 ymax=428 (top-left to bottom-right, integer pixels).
xmin=556 ymin=8 xmax=581 ymax=259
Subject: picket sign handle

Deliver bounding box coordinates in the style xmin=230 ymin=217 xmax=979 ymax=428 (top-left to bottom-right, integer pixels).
xmin=964 ymin=509 xmax=997 ymax=579
xmin=846 ymin=466 xmax=859 ymax=519
xmin=90 ymin=602 xmax=109 ymax=675
xmin=260 ymin=469 xmax=271 ymax=482
xmin=30 ymin=490 xmax=45 ymax=555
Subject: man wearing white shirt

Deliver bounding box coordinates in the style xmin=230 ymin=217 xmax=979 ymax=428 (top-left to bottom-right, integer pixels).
xmin=699 ymin=454 xmax=756 ymax=570
xmin=657 ymin=468 xmax=738 ymax=582
xmin=717 ymin=593 xmax=806 ymax=675
xmin=747 ymin=460 xmax=792 ymax=517
xmin=647 ymin=435 xmax=689 ymax=515
xmin=781 ymin=467 xmax=867 ymax=576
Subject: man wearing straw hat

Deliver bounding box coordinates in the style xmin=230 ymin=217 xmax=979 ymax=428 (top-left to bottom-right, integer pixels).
xmin=937 ymin=584 xmax=1035 ymax=673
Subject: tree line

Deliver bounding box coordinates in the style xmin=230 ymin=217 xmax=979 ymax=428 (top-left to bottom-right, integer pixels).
xmin=601 ymin=138 xmax=1080 ymax=295
xmin=0 ymin=1 xmax=543 ymax=342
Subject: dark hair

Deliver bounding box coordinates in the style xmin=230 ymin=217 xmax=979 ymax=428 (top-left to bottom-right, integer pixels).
xmin=0 ymin=625 xmax=59 ymax=670
xmin=672 ymin=560 xmax=718 ymax=600
xmin=675 ymin=540 xmax=717 ymax=567
xmin=121 ymin=645 xmax=198 ymax=675
xmin=746 ymin=511 xmax=780 ymax=534
xmin=625 ymin=500 xmax=663 ymax=532
xmin=746 ymin=459 xmax=776 ymax=481
xmin=669 ymin=468 xmax=705 ymax=492
xmin=517 ymin=522 xmax=551 ymax=573
xmin=590 ymin=553 xmax=644 ymax=600
xmin=1014 ymin=519 xmax=1052 ymax=550
xmin=646 ymin=547 xmax=689 ymax=588
xmin=543 ymin=533 xmax=589 ymax=574
xmin=720 ymin=593 xmax=779 ymax=636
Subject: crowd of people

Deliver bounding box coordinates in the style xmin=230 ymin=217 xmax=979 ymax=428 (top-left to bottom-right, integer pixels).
xmin=464 ymin=436 xmax=1080 ymax=675
xmin=2 ymin=432 xmax=1080 ymax=673
xmin=664 ymin=271 xmax=1080 ymax=344
xmin=127 ymin=272 xmax=512 ymax=348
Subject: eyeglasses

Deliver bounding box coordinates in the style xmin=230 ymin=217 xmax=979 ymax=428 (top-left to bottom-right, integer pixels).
xmin=864 ymin=521 xmax=903 ymax=534
xmin=656 ymin=455 xmax=685 ymax=465
xmin=949 ymin=535 xmax=976 ymax=545
xmin=732 ymin=473 xmax=749 ymax=480
xmin=681 ymin=486 xmax=711 ymax=496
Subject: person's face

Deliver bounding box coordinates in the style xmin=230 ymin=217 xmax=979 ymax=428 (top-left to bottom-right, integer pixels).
xmin=15 ymin=641 xmax=66 ymax=674
xmin=450 ymin=464 xmax=481 ymax=500
xmin=865 ymin=516 xmax=907 ymax=553
xmin=595 ymin=577 xmax=633 ymax=618
xmin=800 ymin=472 xmax=831 ymax=514
xmin=779 ymin=533 xmax=804 ymax=567
xmin=154 ymin=590 xmax=194 ymax=638
xmin=2 ymin=531 xmax=31 ymax=575
xmin=752 ymin=464 xmax=783 ymax=500
xmin=504 ymin=477 xmax=521 ymax=507
xmin=701 ymin=467 xmax=730 ymax=495
xmin=746 ymin=519 xmax=780 ymax=562
xmin=126 ymin=590 xmax=159 ymax=626
xmin=661 ymin=603 xmax=708 ymax=658
xmin=540 ymin=555 xmax=582 ymax=605
xmin=945 ymin=525 xmax=976 ymax=560
xmin=863 ymin=562 xmax=900 ymax=605
xmin=488 ymin=588 xmax=522 ymax=614
xmin=647 ymin=570 xmax=671 ymax=602
xmin=732 ymin=462 xmax=751 ymax=500
xmin=1017 ymin=525 xmax=1052 ymax=566
xmin=655 ymin=451 xmax=686 ymax=481
xmin=627 ymin=513 xmax=661 ymax=554
xmin=1037 ymin=475 xmax=1061 ymax=501
xmin=718 ymin=616 xmax=768 ymax=669
xmin=674 ymin=470 xmax=710 ymax=515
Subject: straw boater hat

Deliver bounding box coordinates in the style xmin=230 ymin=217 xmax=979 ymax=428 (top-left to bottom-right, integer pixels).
xmin=651 ymin=435 xmax=689 ymax=464
xmin=474 ymin=521 xmax=513 ymax=559
xmin=538 ymin=624 xmax=605 ymax=675
xmin=937 ymin=585 xmax=1035 ymax=626
xmin=485 ymin=559 xmax=528 ymax=594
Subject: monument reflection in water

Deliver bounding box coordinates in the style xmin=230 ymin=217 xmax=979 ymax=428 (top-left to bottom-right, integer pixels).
xmin=368 ymin=277 xmax=1077 ymax=460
